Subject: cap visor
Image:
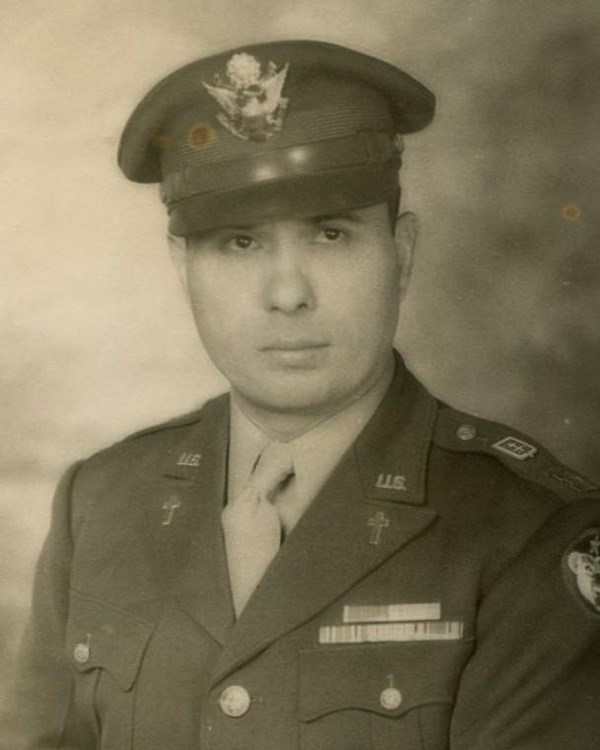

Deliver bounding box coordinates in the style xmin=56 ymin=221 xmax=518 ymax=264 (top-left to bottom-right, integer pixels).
xmin=168 ymin=166 xmax=399 ymax=235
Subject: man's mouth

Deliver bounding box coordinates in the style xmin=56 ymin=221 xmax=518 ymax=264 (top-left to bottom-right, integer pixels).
xmin=260 ymin=341 xmax=330 ymax=367
xmin=261 ymin=340 xmax=329 ymax=352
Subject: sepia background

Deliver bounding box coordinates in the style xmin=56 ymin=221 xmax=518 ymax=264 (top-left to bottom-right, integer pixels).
xmin=2 ymin=0 xmax=599 ymax=709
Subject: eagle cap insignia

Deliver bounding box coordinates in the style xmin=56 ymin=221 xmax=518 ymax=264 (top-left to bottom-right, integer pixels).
xmin=203 ymin=52 xmax=290 ymax=142
xmin=565 ymin=529 xmax=600 ymax=615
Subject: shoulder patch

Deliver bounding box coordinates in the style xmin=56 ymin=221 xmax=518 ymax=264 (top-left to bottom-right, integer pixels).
xmin=433 ymin=405 xmax=600 ymax=502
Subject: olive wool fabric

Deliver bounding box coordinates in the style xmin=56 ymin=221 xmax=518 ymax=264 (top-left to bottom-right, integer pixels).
xmin=10 ymin=357 xmax=600 ymax=749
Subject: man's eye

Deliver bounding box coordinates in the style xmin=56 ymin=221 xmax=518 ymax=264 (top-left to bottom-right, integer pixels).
xmin=223 ymin=234 xmax=256 ymax=251
xmin=317 ymin=227 xmax=346 ymax=242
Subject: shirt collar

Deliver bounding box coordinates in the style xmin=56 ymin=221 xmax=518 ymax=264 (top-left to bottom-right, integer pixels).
xmin=227 ymin=365 xmax=393 ymax=529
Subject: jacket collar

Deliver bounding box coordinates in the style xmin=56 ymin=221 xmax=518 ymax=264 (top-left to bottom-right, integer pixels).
xmin=141 ymin=395 xmax=236 ymax=644
xmin=355 ymin=351 xmax=438 ymax=506
xmin=137 ymin=353 xmax=439 ymax=664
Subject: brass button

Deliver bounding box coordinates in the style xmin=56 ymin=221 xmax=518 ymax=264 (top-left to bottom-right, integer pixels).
xmin=73 ymin=642 xmax=91 ymax=664
xmin=218 ymin=685 xmax=251 ymax=718
xmin=456 ymin=424 xmax=477 ymax=441
xmin=380 ymin=686 xmax=403 ymax=711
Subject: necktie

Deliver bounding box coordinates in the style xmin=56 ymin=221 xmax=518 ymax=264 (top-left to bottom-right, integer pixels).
xmin=222 ymin=442 xmax=294 ymax=617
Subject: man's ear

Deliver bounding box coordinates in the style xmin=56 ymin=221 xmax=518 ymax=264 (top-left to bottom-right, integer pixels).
xmin=167 ymin=233 xmax=189 ymax=295
xmin=393 ymin=212 xmax=418 ymax=300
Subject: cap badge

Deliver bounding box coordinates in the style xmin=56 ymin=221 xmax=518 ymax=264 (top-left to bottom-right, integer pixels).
xmin=203 ymin=52 xmax=290 ymax=142
xmin=565 ymin=529 xmax=600 ymax=615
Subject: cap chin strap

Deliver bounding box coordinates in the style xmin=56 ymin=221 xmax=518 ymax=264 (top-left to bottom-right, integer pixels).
xmin=387 ymin=188 xmax=401 ymax=231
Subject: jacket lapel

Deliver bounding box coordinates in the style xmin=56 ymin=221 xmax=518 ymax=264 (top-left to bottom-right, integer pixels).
xmin=212 ymin=359 xmax=439 ymax=683
xmin=142 ymin=395 xmax=235 ymax=645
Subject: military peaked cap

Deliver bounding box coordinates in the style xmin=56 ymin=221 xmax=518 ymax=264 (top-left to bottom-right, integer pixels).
xmin=118 ymin=40 xmax=435 ymax=235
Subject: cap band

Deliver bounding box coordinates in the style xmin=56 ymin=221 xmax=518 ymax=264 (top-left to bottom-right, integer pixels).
xmin=162 ymin=132 xmax=401 ymax=207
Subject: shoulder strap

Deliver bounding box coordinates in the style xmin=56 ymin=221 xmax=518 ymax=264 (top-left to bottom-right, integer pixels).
xmin=433 ymin=405 xmax=600 ymax=502
xmin=122 ymin=407 xmax=206 ymax=443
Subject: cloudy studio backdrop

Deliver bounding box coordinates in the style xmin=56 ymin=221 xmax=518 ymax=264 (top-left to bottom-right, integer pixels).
xmin=2 ymin=0 xmax=599 ymax=707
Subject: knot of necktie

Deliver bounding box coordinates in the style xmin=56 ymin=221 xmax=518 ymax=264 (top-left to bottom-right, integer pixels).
xmin=222 ymin=442 xmax=294 ymax=617
xmin=246 ymin=442 xmax=295 ymax=502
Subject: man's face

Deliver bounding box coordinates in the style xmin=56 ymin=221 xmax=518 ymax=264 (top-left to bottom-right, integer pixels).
xmin=172 ymin=202 xmax=416 ymax=421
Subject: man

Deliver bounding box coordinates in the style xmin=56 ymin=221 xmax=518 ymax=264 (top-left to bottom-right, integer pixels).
xmin=10 ymin=40 xmax=600 ymax=749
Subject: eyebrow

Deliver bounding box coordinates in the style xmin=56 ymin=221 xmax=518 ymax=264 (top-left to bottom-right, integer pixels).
xmin=221 ymin=212 xmax=365 ymax=228
xmin=189 ymin=211 xmax=365 ymax=243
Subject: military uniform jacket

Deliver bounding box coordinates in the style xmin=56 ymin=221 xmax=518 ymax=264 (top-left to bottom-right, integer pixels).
xmin=11 ymin=360 xmax=600 ymax=750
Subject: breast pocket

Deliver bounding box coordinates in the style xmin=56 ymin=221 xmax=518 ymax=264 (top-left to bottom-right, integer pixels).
xmin=65 ymin=591 xmax=154 ymax=749
xmin=298 ymin=640 xmax=475 ymax=750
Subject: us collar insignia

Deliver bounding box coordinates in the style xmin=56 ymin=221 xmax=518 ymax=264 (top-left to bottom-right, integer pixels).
xmin=203 ymin=52 xmax=290 ymax=142
xmin=565 ymin=528 xmax=600 ymax=615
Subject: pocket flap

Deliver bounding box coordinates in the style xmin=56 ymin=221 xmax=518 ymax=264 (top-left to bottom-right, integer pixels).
xmin=66 ymin=592 xmax=154 ymax=691
xmin=299 ymin=640 xmax=474 ymax=721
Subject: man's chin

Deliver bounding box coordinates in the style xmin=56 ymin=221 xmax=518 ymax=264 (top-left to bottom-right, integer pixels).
xmin=235 ymin=375 xmax=342 ymax=417
xmin=260 ymin=345 xmax=331 ymax=372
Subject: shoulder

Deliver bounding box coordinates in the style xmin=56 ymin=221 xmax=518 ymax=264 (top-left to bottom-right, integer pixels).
xmin=428 ymin=402 xmax=600 ymax=596
xmin=69 ymin=393 xmax=228 ymax=498
xmin=432 ymin=402 xmax=600 ymax=503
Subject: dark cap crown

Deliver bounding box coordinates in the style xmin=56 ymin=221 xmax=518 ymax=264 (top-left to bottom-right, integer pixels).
xmin=118 ymin=40 xmax=435 ymax=235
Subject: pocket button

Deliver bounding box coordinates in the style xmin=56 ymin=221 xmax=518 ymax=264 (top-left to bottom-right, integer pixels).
xmin=380 ymin=686 xmax=403 ymax=711
xmin=73 ymin=642 xmax=91 ymax=664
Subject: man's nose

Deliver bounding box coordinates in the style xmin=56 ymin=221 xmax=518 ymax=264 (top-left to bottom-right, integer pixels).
xmin=261 ymin=245 xmax=316 ymax=314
